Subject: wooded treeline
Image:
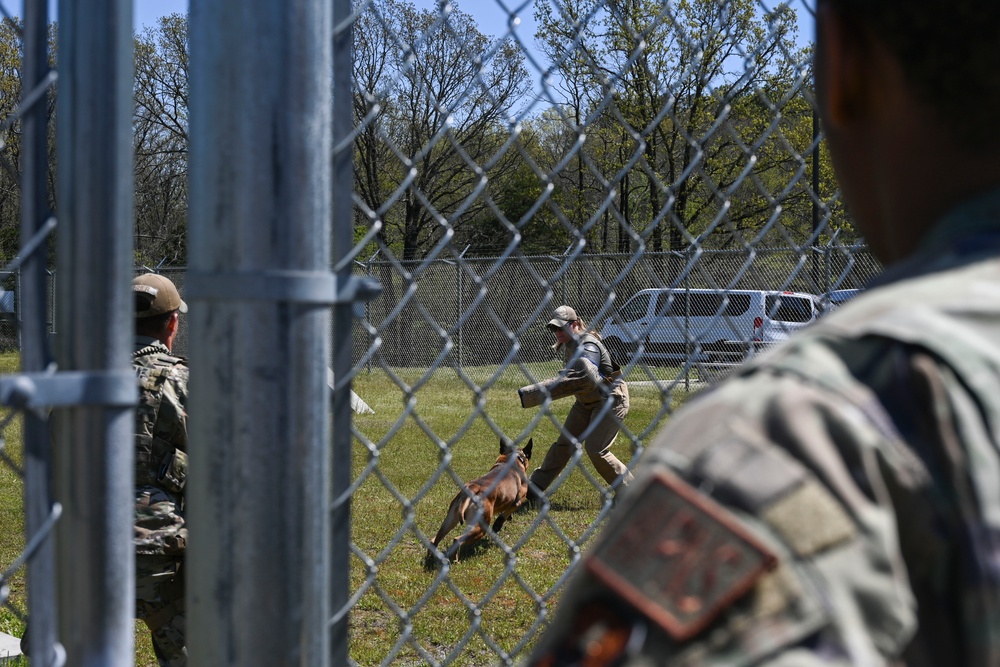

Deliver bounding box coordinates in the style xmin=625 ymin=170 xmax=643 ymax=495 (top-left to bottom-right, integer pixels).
xmin=0 ymin=0 xmax=853 ymax=268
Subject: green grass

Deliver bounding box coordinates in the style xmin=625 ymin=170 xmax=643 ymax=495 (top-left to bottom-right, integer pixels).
xmin=0 ymin=353 xmax=25 ymax=651
xmin=0 ymin=354 xmax=703 ymax=666
xmin=0 ymin=351 xmax=160 ymax=666
xmin=347 ymin=361 xmax=697 ymax=665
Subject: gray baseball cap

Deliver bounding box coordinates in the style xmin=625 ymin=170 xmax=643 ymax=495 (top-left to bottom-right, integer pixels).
xmin=547 ymin=305 xmax=578 ymax=329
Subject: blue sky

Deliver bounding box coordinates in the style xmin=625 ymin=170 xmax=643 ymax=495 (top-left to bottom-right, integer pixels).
xmin=8 ymin=0 xmax=813 ymax=42
xmin=4 ymin=0 xmax=186 ymax=28
xmin=130 ymin=0 xmax=541 ymax=51
xmin=3 ymin=0 xmax=810 ymax=56
xmin=135 ymin=0 xmax=187 ymax=28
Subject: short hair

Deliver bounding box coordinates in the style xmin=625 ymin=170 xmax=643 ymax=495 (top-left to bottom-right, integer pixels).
xmin=135 ymin=310 xmax=175 ymax=338
xmin=820 ymin=0 xmax=1000 ymax=149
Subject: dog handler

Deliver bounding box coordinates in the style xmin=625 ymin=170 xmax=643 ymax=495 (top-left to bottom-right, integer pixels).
xmin=519 ymin=305 xmax=634 ymax=503
xmin=133 ymin=273 xmax=190 ymax=666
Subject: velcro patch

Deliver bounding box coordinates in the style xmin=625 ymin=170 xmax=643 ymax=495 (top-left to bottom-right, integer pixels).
xmin=586 ymin=471 xmax=778 ymax=641
xmin=762 ymin=481 xmax=855 ymax=557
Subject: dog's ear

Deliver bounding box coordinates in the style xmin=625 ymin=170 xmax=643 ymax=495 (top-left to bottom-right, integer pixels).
xmin=499 ymin=439 xmax=507 ymax=456
xmin=524 ymin=438 xmax=533 ymax=460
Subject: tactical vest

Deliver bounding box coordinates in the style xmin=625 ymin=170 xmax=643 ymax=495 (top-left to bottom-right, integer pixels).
xmin=134 ymin=345 xmax=186 ymax=490
xmin=577 ymin=332 xmax=621 ymax=381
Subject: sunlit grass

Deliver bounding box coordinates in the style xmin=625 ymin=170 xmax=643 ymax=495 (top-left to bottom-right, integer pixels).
xmin=0 ymin=352 xmax=160 ymax=666
xmin=0 ymin=353 xmax=702 ymax=665
xmin=348 ymin=362 xmax=697 ymax=664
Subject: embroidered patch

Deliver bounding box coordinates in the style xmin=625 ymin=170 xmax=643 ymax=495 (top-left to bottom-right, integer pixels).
xmin=586 ymin=471 xmax=778 ymax=641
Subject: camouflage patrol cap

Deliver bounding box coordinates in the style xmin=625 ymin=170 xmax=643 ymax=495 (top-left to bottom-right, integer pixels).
xmin=547 ymin=305 xmax=579 ymax=330
xmin=134 ymin=273 xmax=187 ymax=318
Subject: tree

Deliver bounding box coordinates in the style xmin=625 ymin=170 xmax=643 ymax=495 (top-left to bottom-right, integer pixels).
xmin=531 ymin=0 xmax=851 ymax=261
xmin=353 ymin=0 xmax=531 ymax=263
xmin=353 ymin=0 xmax=534 ymax=365
xmin=133 ymin=14 xmax=189 ymax=266
xmin=0 ymin=18 xmax=58 ymax=265
xmin=0 ymin=18 xmax=24 ymax=261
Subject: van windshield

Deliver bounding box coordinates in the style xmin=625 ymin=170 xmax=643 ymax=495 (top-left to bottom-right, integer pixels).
xmin=766 ymin=295 xmax=814 ymax=323
xmin=618 ymin=293 xmax=651 ymax=323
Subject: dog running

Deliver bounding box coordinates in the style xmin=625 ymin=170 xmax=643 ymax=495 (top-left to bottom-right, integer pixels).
xmin=425 ymin=439 xmax=533 ymax=568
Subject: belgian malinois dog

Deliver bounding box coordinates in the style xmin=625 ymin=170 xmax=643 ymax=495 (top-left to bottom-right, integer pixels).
xmin=425 ymin=439 xmax=533 ymax=567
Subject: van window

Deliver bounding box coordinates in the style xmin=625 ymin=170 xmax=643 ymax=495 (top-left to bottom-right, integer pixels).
xmin=656 ymin=291 xmax=750 ymax=317
xmin=725 ymin=293 xmax=751 ymax=316
xmin=656 ymin=292 xmax=684 ymax=316
xmin=618 ymin=293 xmax=651 ymax=323
xmin=689 ymin=293 xmax=724 ymax=316
xmin=766 ymin=295 xmax=813 ymax=323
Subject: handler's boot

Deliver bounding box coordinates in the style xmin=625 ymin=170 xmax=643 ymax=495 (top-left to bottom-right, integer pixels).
xmin=521 ymin=485 xmax=545 ymax=512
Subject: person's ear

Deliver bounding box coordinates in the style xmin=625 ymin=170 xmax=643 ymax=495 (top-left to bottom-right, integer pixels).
xmin=815 ymin=5 xmax=870 ymax=128
xmin=167 ymin=311 xmax=180 ymax=334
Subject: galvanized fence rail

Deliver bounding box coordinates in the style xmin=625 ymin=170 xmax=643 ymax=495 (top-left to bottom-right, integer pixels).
xmin=0 ymin=0 xmax=137 ymax=665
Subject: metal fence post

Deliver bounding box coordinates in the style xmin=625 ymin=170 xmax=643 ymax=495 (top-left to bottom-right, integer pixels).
xmin=456 ymin=245 xmax=469 ymax=372
xmin=15 ymin=268 xmax=22 ymax=350
xmin=53 ymin=0 xmax=137 ymax=664
xmin=186 ymin=0 xmax=333 ymax=664
xmin=332 ymin=0 xmax=356 ymax=661
xmin=21 ymin=0 xmax=58 ymax=663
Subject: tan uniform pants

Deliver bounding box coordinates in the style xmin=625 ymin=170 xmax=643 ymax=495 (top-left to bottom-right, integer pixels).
xmin=529 ymin=389 xmax=634 ymax=492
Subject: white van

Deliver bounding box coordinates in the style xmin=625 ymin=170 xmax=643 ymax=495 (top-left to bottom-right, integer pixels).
xmin=599 ymin=288 xmax=821 ymax=362
xmin=819 ymin=288 xmax=862 ymax=314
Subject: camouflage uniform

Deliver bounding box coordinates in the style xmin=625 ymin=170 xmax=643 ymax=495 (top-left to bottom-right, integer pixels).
xmin=526 ymin=190 xmax=1000 ymax=665
xmin=134 ymin=337 xmax=189 ymax=667
xmin=523 ymin=332 xmax=635 ymax=493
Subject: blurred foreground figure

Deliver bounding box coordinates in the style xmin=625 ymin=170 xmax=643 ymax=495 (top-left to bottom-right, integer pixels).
xmin=527 ymin=0 xmax=1000 ymax=664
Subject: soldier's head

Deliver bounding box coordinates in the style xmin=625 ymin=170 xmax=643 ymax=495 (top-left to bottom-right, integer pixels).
xmin=815 ymin=0 xmax=1000 ymax=263
xmin=547 ymin=305 xmax=588 ymax=348
xmin=134 ymin=273 xmax=187 ymax=350
xmin=818 ymin=0 xmax=1000 ymax=148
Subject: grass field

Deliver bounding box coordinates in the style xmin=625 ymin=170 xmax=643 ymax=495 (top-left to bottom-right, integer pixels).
xmin=347 ymin=361 xmax=698 ymax=665
xmin=0 ymin=354 xmax=703 ymax=665
xmin=0 ymin=350 xmax=166 ymax=667
xmin=0 ymin=352 xmax=26 ymax=660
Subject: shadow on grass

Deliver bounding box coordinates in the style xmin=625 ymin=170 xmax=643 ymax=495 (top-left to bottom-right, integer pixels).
xmin=422 ymin=533 xmax=508 ymax=572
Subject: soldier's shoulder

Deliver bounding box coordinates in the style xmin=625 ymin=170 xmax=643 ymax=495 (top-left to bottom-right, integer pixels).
xmin=134 ymin=349 xmax=189 ymax=393
xmin=528 ymin=457 xmax=912 ymax=666
xmin=134 ymin=346 xmax=188 ymax=371
xmin=731 ymin=262 xmax=1000 ymax=391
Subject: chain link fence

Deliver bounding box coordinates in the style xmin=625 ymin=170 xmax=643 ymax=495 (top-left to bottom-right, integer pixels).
xmin=356 ymin=247 xmax=880 ymax=373
xmin=1 ymin=0 xmax=137 ymax=663
xmin=0 ymin=0 xmax=891 ymax=665
xmin=343 ymin=0 xmax=862 ymax=664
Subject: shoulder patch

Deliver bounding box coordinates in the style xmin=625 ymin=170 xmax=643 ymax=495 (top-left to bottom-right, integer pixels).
xmin=586 ymin=470 xmax=778 ymax=641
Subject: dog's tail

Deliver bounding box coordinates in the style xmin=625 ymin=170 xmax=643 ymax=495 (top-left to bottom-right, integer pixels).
xmin=456 ymin=495 xmax=472 ymax=525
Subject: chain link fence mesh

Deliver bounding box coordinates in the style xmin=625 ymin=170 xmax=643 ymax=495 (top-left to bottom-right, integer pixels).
xmin=354 ymin=247 xmax=881 ymax=374
xmin=0 ymin=0 xmax=893 ymax=664
xmin=340 ymin=0 xmax=872 ymax=664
